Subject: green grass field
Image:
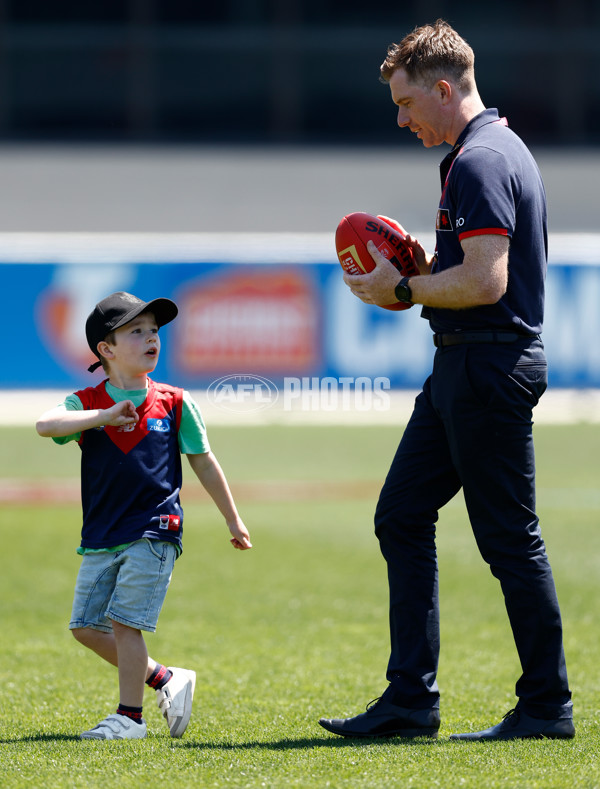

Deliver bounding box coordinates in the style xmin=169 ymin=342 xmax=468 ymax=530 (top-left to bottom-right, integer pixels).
xmin=0 ymin=423 xmax=599 ymax=788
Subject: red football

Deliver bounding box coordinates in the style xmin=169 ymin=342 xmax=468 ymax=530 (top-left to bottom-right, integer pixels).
xmin=335 ymin=212 xmax=419 ymax=311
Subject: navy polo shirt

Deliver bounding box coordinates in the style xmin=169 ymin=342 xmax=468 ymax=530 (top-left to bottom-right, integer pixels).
xmin=423 ymin=108 xmax=547 ymax=335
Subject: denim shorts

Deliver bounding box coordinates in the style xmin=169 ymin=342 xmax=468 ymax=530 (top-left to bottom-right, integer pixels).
xmin=69 ymin=538 xmax=177 ymax=633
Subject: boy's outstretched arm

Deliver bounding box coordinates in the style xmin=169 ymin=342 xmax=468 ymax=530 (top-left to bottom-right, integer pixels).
xmin=186 ymin=452 xmax=252 ymax=551
xmin=36 ymin=400 xmax=139 ymax=437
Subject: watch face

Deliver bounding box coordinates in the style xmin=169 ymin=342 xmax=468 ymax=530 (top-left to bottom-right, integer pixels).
xmin=395 ymin=281 xmax=412 ymax=303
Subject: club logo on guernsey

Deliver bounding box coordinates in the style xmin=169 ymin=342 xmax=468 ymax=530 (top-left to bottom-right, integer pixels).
xmin=436 ymin=208 xmax=453 ymax=231
xmin=147 ymin=418 xmax=170 ymax=432
xmin=159 ymin=514 xmax=181 ymax=531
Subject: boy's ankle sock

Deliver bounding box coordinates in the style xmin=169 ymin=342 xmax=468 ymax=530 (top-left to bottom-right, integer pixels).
xmin=116 ymin=704 xmax=144 ymax=724
xmin=146 ymin=664 xmax=173 ymax=690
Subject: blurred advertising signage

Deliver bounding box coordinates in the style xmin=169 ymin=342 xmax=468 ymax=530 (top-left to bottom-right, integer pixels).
xmin=174 ymin=268 xmax=320 ymax=374
xmin=35 ymin=263 xmax=137 ymax=377
xmin=37 ymin=288 xmax=96 ymax=372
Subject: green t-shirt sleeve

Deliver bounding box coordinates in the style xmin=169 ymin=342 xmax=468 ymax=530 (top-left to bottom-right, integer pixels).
xmin=51 ymin=388 xmax=209 ymax=452
xmin=178 ymin=390 xmax=210 ymax=455
xmin=51 ymin=393 xmax=83 ymax=445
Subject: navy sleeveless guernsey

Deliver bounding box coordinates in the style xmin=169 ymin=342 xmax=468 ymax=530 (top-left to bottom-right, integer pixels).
xmin=74 ymin=378 xmax=184 ymax=551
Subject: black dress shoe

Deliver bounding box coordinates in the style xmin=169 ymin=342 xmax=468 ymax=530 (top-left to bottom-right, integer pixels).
xmin=449 ymin=707 xmax=575 ymax=741
xmin=319 ymin=696 xmax=440 ymax=738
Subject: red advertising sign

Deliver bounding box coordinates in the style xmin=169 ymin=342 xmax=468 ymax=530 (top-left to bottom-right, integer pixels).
xmin=174 ymin=268 xmax=321 ymax=374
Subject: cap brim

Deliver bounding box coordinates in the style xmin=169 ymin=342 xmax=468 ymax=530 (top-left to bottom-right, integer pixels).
xmin=111 ymin=297 xmax=178 ymax=332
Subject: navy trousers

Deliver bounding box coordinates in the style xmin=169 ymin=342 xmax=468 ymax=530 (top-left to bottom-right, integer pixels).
xmin=374 ymin=338 xmax=572 ymax=718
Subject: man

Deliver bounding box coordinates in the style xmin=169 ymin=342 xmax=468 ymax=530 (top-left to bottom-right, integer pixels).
xmin=319 ymin=20 xmax=574 ymax=741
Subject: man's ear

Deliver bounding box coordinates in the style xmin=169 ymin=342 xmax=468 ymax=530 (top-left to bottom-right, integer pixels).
xmin=436 ymin=79 xmax=452 ymax=104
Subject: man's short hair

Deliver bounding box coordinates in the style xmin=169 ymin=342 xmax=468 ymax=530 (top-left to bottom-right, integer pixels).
xmin=380 ymin=19 xmax=475 ymax=92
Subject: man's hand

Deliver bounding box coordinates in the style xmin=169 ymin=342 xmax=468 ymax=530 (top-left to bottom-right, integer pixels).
xmin=343 ymin=240 xmax=402 ymax=306
xmin=377 ymin=215 xmax=431 ymax=274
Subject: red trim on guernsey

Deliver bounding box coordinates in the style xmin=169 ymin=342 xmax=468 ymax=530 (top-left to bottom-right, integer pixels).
xmin=458 ymin=228 xmax=509 ymax=241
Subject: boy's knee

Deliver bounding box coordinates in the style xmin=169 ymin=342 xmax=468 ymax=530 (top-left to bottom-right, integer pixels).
xmin=71 ymin=627 xmax=90 ymax=644
xmin=111 ymin=619 xmax=142 ymax=638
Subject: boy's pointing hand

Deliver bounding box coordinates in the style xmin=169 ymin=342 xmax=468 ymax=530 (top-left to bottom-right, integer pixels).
xmin=105 ymin=400 xmax=139 ymax=427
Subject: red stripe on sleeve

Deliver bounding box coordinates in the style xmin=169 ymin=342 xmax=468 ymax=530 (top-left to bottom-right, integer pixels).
xmin=458 ymin=228 xmax=509 ymax=241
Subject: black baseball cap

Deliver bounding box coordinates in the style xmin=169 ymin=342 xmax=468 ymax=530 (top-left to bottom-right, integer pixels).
xmin=86 ymin=291 xmax=178 ymax=372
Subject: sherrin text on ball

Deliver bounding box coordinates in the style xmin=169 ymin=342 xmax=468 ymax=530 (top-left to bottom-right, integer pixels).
xmin=335 ymin=212 xmax=419 ymax=311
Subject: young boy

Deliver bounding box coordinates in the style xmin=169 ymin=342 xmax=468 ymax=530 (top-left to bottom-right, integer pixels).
xmin=36 ymin=291 xmax=252 ymax=741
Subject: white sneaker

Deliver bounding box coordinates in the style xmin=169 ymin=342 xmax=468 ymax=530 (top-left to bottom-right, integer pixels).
xmin=80 ymin=713 xmax=147 ymax=740
xmin=155 ymin=666 xmax=196 ymax=737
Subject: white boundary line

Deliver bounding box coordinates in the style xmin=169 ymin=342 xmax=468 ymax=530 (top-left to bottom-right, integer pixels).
xmin=4 ymin=388 xmax=600 ymax=427
xmin=0 ymin=231 xmax=597 ymax=264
